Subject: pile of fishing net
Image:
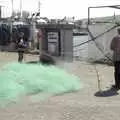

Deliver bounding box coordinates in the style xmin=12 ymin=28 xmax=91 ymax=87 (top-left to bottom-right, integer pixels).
xmin=0 ymin=62 xmax=82 ymax=106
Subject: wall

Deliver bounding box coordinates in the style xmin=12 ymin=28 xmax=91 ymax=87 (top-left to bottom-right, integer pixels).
xmin=73 ymin=35 xmax=88 ymax=60
xmin=60 ymin=29 xmax=73 ymax=61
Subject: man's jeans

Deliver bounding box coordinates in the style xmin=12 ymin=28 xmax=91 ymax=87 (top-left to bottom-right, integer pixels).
xmin=114 ymin=61 xmax=120 ymax=87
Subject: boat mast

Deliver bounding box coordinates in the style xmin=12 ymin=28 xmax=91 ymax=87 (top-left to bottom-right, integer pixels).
xmin=38 ymin=0 xmax=40 ymax=17
xmin=20 ymin=0 xmax=22 ymax=18
xmin=11 ymin=0 xmax=13 ymax=17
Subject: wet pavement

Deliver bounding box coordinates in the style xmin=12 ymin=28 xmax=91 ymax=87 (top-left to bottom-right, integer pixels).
xmin=0 ymin=52 xmax=120 ymax=120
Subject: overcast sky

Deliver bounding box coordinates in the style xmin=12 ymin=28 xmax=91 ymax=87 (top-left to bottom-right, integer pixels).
xmin=1 ymin=0 xmax=120 ymax=19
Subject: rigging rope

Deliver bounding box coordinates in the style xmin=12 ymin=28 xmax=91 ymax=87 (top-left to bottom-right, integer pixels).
xmin=73 ymin=24 xmax=120 ymax=61
xmin=73 ymin=25 xmax=118 ymax=48
xmin=87 ymin=27 xmax=112 ymax=61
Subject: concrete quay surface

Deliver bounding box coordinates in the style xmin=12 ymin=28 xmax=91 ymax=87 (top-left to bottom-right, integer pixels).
xmin=0 ymin=52 xmax=120 ymax=120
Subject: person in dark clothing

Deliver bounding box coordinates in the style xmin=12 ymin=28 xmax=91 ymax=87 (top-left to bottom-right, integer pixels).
xmin=110 ymin=28 xmax=120 ymax=90
xmin=17 ymin=32 xmax=27 ymax=62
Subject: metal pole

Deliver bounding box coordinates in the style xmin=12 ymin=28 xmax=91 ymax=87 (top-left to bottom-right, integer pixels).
xmin=32 ymin=20 xmax=36 ymax=49
xmin=10 ymin=19 xmax=13 ymax=42
xmin=11 ymin=0 xmax=13 ymax=17
xmin=89 ymin=5 xmax=120 ymax=9
xmin=38 ymin=0 xmax=40 ymax=13
xmin=39 ymin=29 xmax=42 ymax=57
xmin=10 ymin=0 xmax=13 ymax=42
xmin=20 ymin=0 xmax=22 ymax=18
xmin=0 ymin=6 xmax=1 ymax=19
xmin=88 ymin=7 xmax=90 ymax=25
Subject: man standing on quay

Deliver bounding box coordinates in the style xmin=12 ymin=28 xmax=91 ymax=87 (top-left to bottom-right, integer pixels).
xmin=110 ymin=28 xmax=120 ymax=90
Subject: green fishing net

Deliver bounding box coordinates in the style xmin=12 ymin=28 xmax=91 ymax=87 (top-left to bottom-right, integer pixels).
xmin=0 ymin=62 xmax=82 ymax=106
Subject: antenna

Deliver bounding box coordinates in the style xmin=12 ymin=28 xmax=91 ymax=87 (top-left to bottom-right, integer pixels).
xmin=38 ymin=0 xmax=41 ymax=17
